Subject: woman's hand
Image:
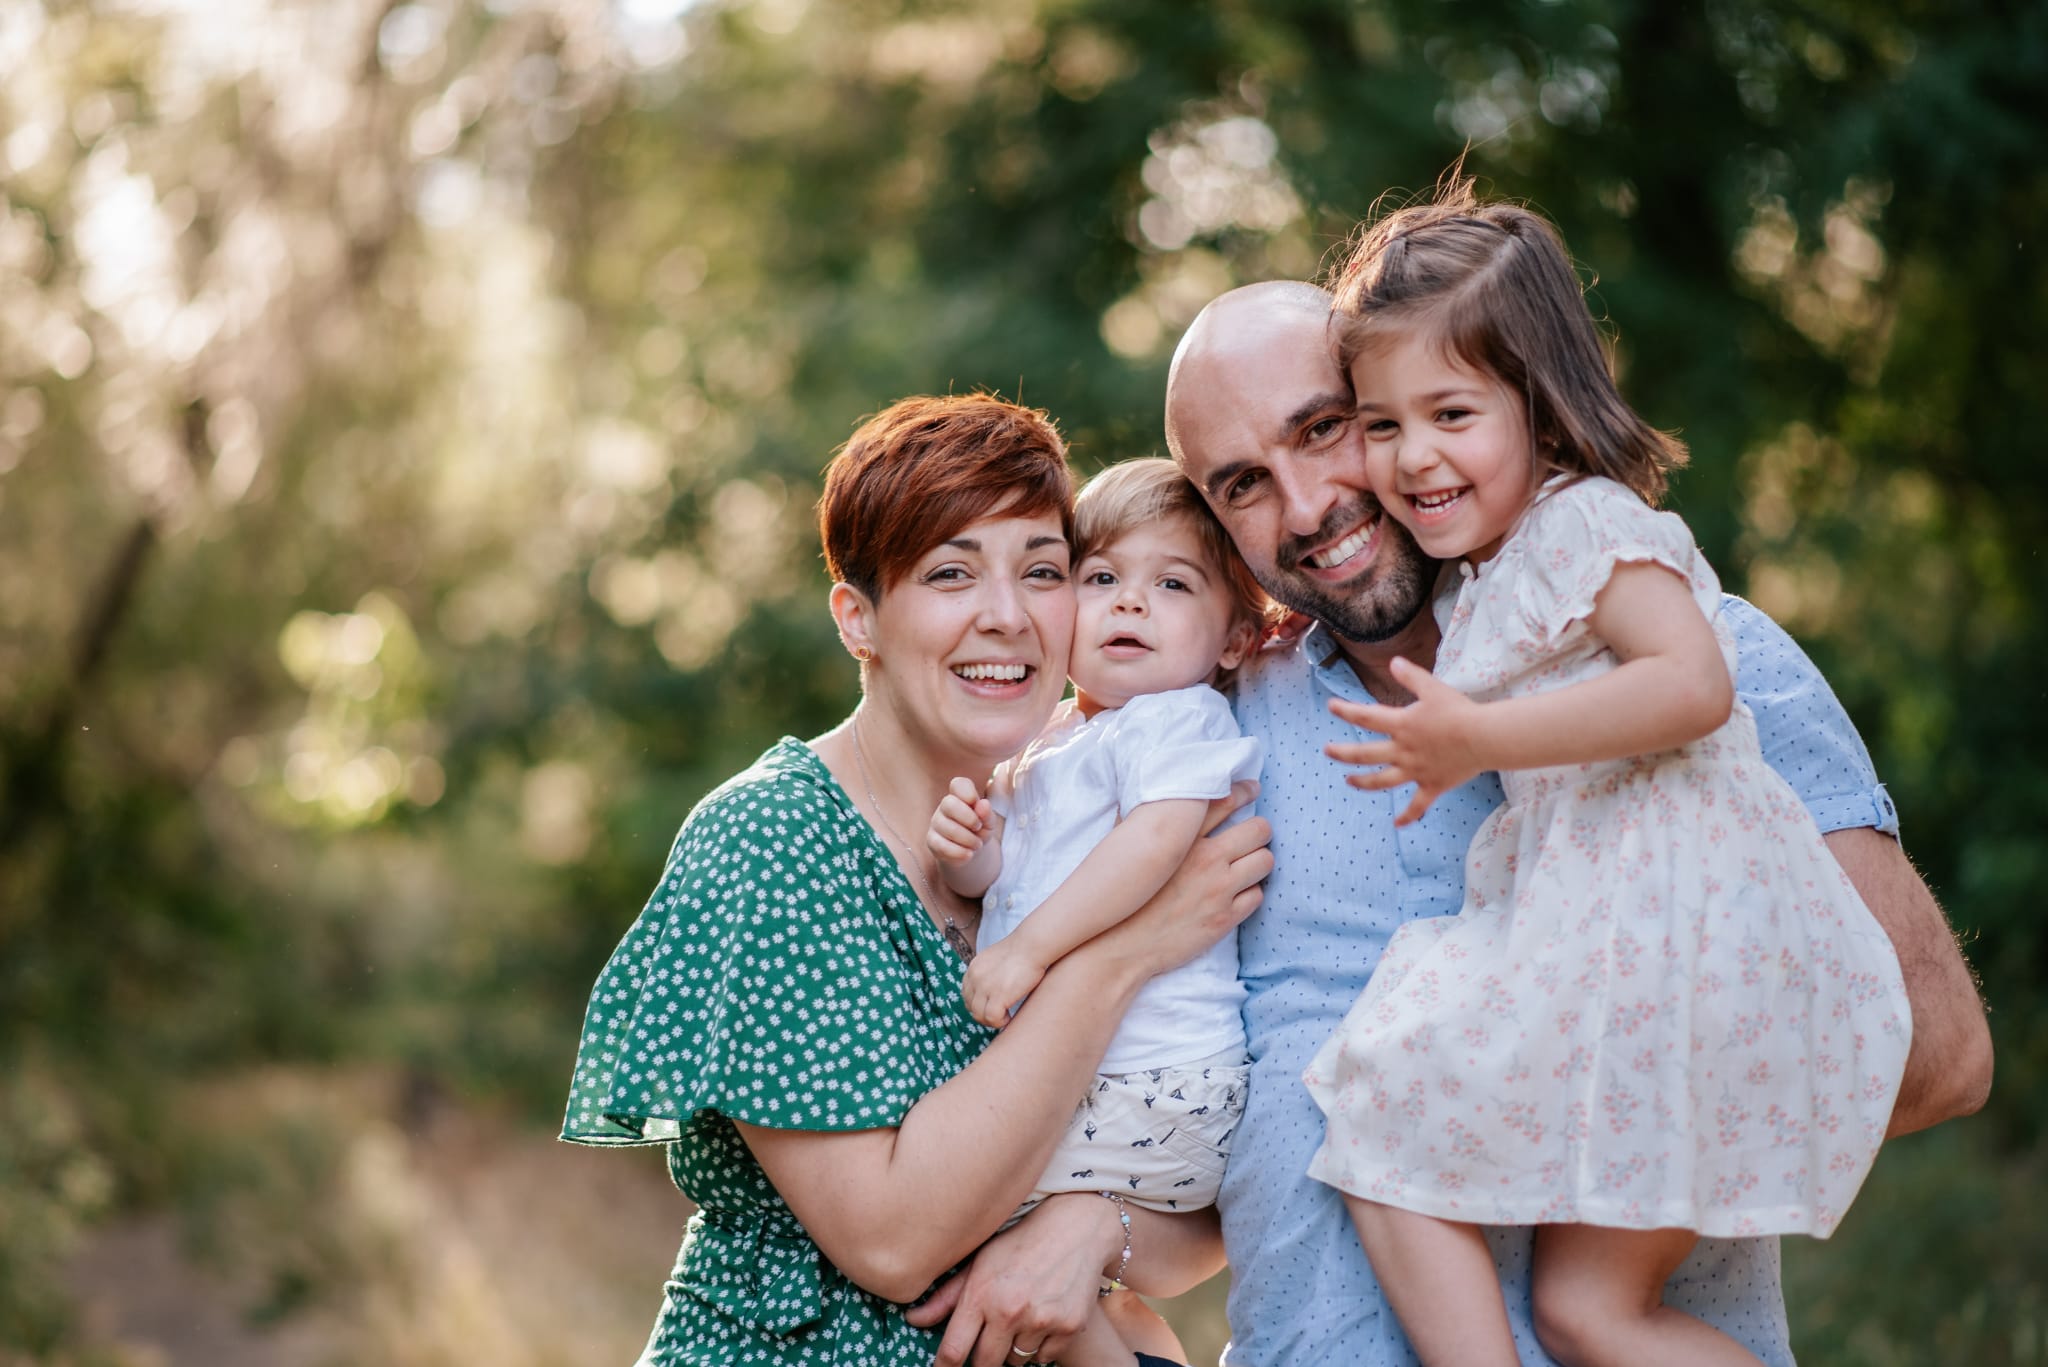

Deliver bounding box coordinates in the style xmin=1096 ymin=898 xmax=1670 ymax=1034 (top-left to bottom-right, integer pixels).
xmin=1090 ymin=781 xmax=1271 ymax=983
xmin=1324 ymin=657 xmax=1486 ymax=826
xmin=904 ymin=1194 xmax=1121 ymax=1367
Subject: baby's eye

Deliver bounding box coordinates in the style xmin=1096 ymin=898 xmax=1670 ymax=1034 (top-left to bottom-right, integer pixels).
xmin=1160 ymin=577 xmax=1192 ymax=593
xmin=1083 ymin=569 xmax=1118 ymax=587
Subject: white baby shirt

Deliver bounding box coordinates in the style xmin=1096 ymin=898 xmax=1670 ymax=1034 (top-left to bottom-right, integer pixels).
xmin=982 ymin=683 xmax=1262 ymax=1074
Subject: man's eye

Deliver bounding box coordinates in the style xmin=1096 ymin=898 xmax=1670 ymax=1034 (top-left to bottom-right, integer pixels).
xmin=1308 ymin=414 xmax=1348 ymax=442
xmin=1226 ymin=471 xmax=1264 ymax=503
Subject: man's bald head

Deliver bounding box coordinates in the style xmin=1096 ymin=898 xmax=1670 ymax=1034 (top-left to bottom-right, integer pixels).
xmin=1164 ymin=280 xmax=1335 ymax=465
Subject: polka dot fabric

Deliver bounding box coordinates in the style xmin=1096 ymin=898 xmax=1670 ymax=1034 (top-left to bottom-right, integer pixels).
xmin=563 ymin=739 xmax=995 ymax=1364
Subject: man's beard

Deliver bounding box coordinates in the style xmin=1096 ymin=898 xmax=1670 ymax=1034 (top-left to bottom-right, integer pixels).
xmin=1260 ymin=502 xmax=1436 ymax=644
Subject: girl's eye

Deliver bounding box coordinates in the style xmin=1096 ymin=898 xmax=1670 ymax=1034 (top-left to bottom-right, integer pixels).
xmin=1437 ymin=408 xmax=1471 ymax=423
xmin=1083 ymin=570 xmax=1117 ymax=587
xmin=1364 ymin=419 xmax=1397 ymax=437
xmin=1160 ymin=577 xmax=1191 ymax=593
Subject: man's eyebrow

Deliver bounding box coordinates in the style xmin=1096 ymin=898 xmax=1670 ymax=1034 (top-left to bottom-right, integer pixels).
xmin=1279 ymin=391 xmax=1353 ymax=440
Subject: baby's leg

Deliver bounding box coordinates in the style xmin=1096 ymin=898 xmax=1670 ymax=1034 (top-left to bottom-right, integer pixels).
xmin=1345 ymin=1197 xmax=1517 ymax=1367
xmin=1101 ymin=1288 xmax=1186 ymax=1361
xmin=1039 ymin=1298 xmax=1143 ymax=1367
xmin=1530 ymin=1224 xmax=1763 ymax=1367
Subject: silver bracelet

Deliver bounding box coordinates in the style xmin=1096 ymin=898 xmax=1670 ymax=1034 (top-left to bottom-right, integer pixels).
xmin=1096 ymin=1191 xmax=1132 ymax=1298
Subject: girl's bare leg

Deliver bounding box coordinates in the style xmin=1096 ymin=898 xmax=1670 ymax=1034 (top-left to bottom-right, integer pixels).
xmin=1100 ymin=1288 xmax=1186 ymax=1361
xmin=1531 ymin=1224 xmax=1763 ymax=1367
xmin=1345 ymin=1196 xmax=1518 ymax=1367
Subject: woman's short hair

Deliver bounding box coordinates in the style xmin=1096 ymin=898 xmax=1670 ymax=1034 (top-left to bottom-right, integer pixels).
xmin=819 ymin=394 xmax=1075 ymax=601
xmin=1073 ymin=457 xmax=1282 ymax=639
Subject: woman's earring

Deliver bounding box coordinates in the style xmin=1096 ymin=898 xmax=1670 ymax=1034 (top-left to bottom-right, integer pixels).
xmin=854 ymin=645 xmax=874 ymax=664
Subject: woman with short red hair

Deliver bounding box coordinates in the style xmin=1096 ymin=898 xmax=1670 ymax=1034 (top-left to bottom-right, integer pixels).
xmin=563 ymin=393 xmax=1271 ymax=1366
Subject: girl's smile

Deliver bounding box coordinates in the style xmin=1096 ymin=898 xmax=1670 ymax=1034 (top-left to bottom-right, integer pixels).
xmin=1349 ymin=332 xmax=1539 ymax=565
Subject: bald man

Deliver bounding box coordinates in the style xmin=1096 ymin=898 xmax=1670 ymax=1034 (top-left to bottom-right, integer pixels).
xmin=1166 ymin=283 xmax=1990 ymax=1366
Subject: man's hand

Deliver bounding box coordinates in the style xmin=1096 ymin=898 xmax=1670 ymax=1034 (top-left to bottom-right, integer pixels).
xmin=962 ymin=938 xmax=1047 ymax=1030
xmin=930 ymin=776 xmax=993 ymax=866
xmin=1325 ymin=657 xmax=1487 ymax=826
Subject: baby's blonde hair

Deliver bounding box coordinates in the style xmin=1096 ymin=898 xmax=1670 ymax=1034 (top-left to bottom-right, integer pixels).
xmin=1073 ymin=459 xmax=1282 ymax=653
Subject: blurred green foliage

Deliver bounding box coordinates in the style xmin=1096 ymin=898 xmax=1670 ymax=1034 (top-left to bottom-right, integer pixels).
xmin=0 ymin=0 xmax=2041 ymax=1360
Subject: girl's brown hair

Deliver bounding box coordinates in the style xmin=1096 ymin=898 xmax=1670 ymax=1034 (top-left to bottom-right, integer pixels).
xmin=819 ymin=393 xmax=1074 ymax=601
xmin=1327 ymin=173 xmax=1686 ymax=505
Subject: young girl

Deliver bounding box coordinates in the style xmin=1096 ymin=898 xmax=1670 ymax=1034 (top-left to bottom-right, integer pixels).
xmin=927 ymin=458 xmax=1273 ymax=1361
xmin=1300 ymin=184 xmax=1913 ymax=1367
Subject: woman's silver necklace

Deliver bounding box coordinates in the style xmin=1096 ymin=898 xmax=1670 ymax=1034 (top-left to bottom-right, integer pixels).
xmin=851 ymin=716 xmax=976 ymax=962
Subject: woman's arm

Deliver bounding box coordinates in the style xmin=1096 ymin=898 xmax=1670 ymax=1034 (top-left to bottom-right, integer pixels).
xmin=737 ymin=789 xmax=1271 ymax=1303
xmin=962 ymin=797 xmax=1207 ymax=1027
xmin=906 ymin=1198 xmax=1226 ymax=1367
xmin=1328 ymin=562 xmax=1734 ymax=824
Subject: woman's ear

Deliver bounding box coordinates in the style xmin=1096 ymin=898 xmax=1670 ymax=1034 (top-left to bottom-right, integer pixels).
xmin=1217 ymin=617 xmax=1260 ymax=672
xmin=830 ymin=582 xmax=877 ymax=663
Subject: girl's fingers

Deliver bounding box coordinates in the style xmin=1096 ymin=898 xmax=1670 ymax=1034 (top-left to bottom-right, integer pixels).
xmin=1325 ymin=740 xmax=1396 ymax=766
xmin=1394 ymin=785 xmax=1439 ymax=827
xmin=1327 ymin=696 xmax=1404 ymax=733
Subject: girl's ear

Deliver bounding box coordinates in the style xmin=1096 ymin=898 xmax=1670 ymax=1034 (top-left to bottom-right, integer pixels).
xmin=1217 ymin=617 xmax=1260 ymax=672
xmin=829 ymin=582 xmax=877 ymax=664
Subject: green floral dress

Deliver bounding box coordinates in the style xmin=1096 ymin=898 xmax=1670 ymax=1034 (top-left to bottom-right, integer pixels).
xmin=563 ymin=739 xmax=996 ymax=1365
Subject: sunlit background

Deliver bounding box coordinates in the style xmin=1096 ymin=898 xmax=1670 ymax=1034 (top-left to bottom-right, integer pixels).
xmin=2 ymin=1 xmax=2043 ymax=1363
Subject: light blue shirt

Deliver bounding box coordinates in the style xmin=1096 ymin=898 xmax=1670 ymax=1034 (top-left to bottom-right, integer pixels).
xmin=1220 ymin=597 xmax=1898 ymax=1367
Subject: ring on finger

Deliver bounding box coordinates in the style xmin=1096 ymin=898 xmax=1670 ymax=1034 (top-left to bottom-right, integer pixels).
xmin=1011 ymin=1347 xmax=1037 ymax=1361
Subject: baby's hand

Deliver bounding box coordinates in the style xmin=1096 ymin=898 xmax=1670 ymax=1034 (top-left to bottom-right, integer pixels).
xmin=1324 ymin=657 xmax=1486 ymax=826
xmin=961 ymin=939 xmax=1048 ymax=1030
xmin=927 ymin=776 xmax=994 ymax=866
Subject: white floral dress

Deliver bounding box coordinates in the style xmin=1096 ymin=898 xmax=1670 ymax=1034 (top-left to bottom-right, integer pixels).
xmin=1303 ymin=477 xmax=1911 ymax=1238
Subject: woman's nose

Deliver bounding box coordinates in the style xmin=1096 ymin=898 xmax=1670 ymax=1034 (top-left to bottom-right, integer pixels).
xmin=978 ymin=579 xmax=1030 ymax=633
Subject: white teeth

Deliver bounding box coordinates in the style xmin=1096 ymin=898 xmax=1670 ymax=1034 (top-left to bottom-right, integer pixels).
xmin=954 ymin=663 xmax=1028 ymax=682
xmin=1311 ymin=523 xmax=1375 ymax=570
xmin=1412 ymin=489 xmax=1466 ymax=511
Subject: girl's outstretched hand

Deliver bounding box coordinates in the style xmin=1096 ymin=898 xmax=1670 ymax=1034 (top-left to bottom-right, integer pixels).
xmin=1325 ymin=656 xmax=1486 ymax=827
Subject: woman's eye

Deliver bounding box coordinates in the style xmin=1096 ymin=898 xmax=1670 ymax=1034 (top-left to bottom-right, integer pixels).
xmin=1027 ymin=563 xmax=1069 ymax=584
xmin=923 ymin=565 xmax=968 ymax=584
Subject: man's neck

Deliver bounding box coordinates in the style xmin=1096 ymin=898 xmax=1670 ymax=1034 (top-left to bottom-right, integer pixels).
xmin=1329 ymin=609 xmax=1442 ymax=705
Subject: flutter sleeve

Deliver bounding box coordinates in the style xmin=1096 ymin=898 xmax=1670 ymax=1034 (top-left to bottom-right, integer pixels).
xmin=1109 ymin=685 xmax=1264 ymax=819
xmin=1511 ymin=476 xmax=1725 ymax=656
xmin=562 ymin=757 xmax=971 ymax=1144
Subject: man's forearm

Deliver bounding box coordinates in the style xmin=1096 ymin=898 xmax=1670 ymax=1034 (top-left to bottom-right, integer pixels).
xmin=1825 ymin=826 xmax=1993 ymax=1135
